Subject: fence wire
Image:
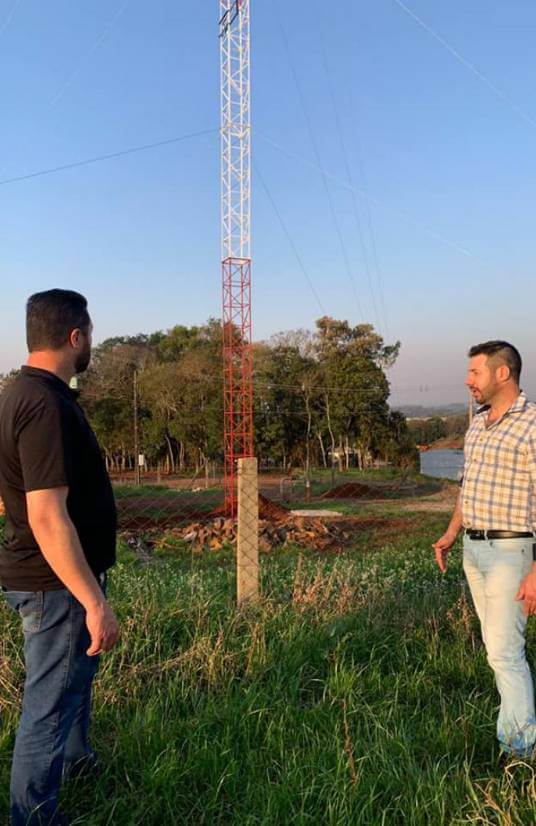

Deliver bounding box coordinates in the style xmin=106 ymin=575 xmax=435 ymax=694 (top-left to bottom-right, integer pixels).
xmin=0 ymin=451 xmax=415 ymax=604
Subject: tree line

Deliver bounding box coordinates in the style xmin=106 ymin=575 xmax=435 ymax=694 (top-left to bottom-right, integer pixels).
xmin=406 ymin=415 xmax=468 ymax=447
xmin=1 ymin=317 xmax=418 ymax=474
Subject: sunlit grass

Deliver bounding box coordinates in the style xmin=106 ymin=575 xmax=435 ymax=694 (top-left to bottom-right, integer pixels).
xmin=113 ymin=485 xmax=220 ymax=500
xmin=1 ymin=512 xmax=535 ymax=823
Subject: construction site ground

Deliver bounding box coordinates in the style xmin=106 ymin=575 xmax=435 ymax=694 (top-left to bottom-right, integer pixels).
xmin=115 ymin=473 xmax=459 ymax=556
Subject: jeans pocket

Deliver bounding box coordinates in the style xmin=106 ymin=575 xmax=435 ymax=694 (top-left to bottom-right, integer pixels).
xmin=4 ymin=590 xmax=44 ymax=633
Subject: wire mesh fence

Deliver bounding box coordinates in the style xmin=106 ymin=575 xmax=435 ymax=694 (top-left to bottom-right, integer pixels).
xmin=112 ymin=468 xmax=225 ymax=533
xmin=109 ymin=459 xmax=407 ymax=553
xmin=0 ymin=450 xmax=448 ymax=606
xmin=0 ymin=327 xmax=424 ymax=594
xmin=110 ymin=461 xmax=393 ymax=534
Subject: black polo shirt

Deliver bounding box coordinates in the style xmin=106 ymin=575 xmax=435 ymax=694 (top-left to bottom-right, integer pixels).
xmin=0 ymin=366 xmax=117 ymax=591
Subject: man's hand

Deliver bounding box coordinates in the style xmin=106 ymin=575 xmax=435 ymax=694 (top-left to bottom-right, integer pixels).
xmin=432 ymin=530 xmax=458 ymax=573
xmin=26 ymin=487 xmax=121 ymax=654
xmin=85 ymin=601 xmax=120 ymax=656
xmin=516 ymin=571 xmax=536 ymax=617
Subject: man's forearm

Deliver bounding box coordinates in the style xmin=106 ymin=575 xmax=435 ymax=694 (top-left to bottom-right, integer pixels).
xmin=447 ymin=493 xmax=464 ymax=537
xmin=31 ymin=516 xmax=105 ymax=610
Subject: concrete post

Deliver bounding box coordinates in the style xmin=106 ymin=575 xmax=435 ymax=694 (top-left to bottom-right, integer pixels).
xmin=237 ymin=457 xmax=259 ymax=604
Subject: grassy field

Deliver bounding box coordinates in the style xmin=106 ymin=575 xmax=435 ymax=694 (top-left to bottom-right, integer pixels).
xmin=1 ymin=493 xmax=536 ymax=824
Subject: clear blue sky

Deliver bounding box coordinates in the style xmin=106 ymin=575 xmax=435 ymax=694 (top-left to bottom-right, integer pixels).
xmin=1 ymin=0 xmax=535 ymax=405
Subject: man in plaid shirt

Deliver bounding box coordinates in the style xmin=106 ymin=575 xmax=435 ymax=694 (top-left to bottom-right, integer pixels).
xmin=433 ymin=340 xmax=536 ymax=759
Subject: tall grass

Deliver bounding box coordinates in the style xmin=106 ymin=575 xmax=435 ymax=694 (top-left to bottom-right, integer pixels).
xmin=1 ymin=513 xmax=535 ymax=824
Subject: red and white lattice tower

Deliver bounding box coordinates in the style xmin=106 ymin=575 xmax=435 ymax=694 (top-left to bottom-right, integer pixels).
xmin=219 ymin=0 xmax=254 ymax=516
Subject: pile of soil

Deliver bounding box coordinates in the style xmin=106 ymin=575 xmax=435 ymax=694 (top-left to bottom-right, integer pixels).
xmin=321 ymin=483 xmax=374 ymax=500
xmin=209 ymin=494 xmax=289 ymax=522
xmin=258 ymin=494 xmax=289 ymax=521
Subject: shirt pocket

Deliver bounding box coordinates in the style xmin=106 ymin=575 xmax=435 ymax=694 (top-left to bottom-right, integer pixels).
xmin=484 ymin=432 xmax=527 ymax=473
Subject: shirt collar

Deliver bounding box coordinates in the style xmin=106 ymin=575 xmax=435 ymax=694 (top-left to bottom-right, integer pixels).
xmin=476 ymin=391 xmax=527 ymax=420
xmin=20 ymin=366 xmax=79 ymax=400
xmin=509 ymin=390 xmax=527 ymax=413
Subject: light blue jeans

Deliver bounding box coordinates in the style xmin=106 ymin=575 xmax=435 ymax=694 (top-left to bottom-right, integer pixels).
xmin=463 ymin=535 xmax=536 ymax=757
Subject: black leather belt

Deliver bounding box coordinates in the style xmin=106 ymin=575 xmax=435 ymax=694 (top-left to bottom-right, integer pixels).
xmin=465 ymin=530 xmax=533 ymax=540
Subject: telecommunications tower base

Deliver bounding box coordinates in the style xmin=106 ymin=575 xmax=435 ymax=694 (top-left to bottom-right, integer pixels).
xmin=219 ymin=0 xmax=254 ymax=516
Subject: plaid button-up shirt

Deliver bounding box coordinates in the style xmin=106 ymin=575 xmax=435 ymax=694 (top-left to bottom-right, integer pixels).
xmin=462 ymin=391 xmax=536 ymax=531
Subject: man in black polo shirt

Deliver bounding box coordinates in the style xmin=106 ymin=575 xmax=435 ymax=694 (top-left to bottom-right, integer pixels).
xmin=0 ymin=289 xmax=119 ymax=826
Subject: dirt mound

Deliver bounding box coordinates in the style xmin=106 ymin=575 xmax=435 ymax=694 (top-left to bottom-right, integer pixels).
xmin=321 ymin=483 xmax=374 ymax=500
xmin=258 ymin=494 xmax=289 ymax=520
xmin=208 ymin=494 xmax=289 ymax=521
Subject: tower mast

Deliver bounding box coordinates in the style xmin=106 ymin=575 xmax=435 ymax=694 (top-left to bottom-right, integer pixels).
xmin=219 ymin=0 xmax=254 ymax=515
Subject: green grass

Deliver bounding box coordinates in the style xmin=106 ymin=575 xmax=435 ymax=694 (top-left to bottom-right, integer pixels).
xmin=1 ymin=513 xmax=536 ymax=824
xmin=288 ymin=466 xmax=419 ymax=482
xmin=113 ymin=485 xmax=221 ymax=500
xmin=277 ymin=467 xmax=445 ymax=501
xmin=113 ymin=484 xmax=222 ymax=523
xmin=287 ymin=500 xmax=416 ymax=517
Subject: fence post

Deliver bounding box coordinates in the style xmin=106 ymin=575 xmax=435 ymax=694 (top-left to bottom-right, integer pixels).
xmin=237 ymin=457 xmax=259 ymax=604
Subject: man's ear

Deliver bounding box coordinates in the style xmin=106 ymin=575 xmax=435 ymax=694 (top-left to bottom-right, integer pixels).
xmin=496 ymin=363 xmax=510 ymax=384
xmin=69 ymin=328 xmax=81 ymax=349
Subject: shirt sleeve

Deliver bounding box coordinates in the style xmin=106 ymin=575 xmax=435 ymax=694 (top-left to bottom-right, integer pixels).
xmin=527 ymin=429 xmax=536 ymax=516
xmin=16 ymin=397 xmax=73 ymax=492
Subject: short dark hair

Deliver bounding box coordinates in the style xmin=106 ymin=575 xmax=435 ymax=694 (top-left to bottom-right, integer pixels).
xmin=26 ymin=289 xmax=90 ymax=352
xmin=468 ymin=340 xmax=522 ymax=384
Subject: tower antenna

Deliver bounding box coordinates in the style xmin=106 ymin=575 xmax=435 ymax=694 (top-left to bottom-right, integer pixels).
xmin=219 ymin=0 xmax=254 ymax=515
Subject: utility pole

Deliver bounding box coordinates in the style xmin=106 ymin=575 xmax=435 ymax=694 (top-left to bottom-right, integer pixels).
xmin=133 ymin=369 xmax=140 ymax=486
xmin=219 ymin=0 xmax=254 ymax=516
xmin=468 ymin=388 xmax=474 ymax=427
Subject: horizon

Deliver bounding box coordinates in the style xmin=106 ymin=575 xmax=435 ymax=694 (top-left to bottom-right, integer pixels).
xmin=1 ymin=313 xmax=518 ymax=409
xmin=1 ymin=2 xmax=536 ymax=408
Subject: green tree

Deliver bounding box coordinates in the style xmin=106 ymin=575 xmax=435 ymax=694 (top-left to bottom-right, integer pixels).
xmin=314 ymin=317 xmax=400 ymax=469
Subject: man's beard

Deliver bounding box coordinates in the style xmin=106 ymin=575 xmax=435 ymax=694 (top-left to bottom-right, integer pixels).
xmin=477 ymin=383 xmax=498 ymax=405
xmin=74 ymin=344 xmax=91 ymax=374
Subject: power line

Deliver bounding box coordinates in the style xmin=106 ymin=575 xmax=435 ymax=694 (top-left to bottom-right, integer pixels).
xmin=315 ymin=8 xmax=400 ymax=412
xmin=0 ymin=0 xmax=22 ymax=41
xmin=79 ymin=350 xmax=459 ymax=395
xmin=392 ymin=0 xmax=536 ymax=131
xmin=344 ymin=1 xmax=391 ymax=339
xmin=259 ymin=133 xmax=485 ymax=263
xmin=313 ymin=0 xmax=383 ymax=335
xmin=0 ymin=128 xmax=219 ymax=188
xmin=254 ymin=379 xmax=462 ymax=394
xmin=51 ymin=0 xmax=132 ymax=106
xmin=354 ymin=136 xmax=390 ymax=339
xmin=272 ymin=0 xmax=365 ymax=323
xmin=254 ymin=162 xmax=326 ymax=316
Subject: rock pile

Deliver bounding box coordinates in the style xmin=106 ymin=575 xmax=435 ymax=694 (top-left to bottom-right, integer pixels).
xmin=157 ymin=515 xmax=351 ymax=553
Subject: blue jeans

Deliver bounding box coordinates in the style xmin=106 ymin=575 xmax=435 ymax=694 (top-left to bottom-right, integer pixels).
xmin=463 ymin=536 xmax=536 ymax=757
xmin=3 ymin=576 xmax=105 ymax=825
